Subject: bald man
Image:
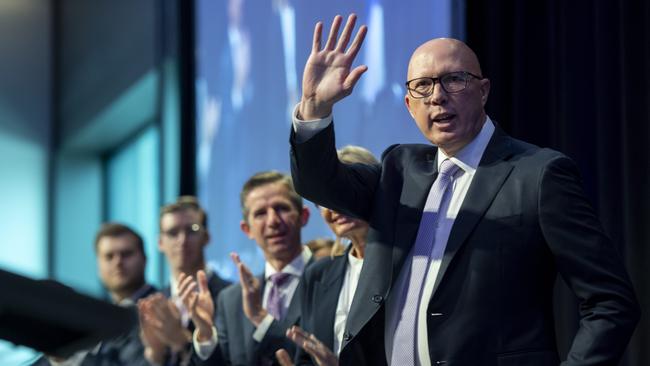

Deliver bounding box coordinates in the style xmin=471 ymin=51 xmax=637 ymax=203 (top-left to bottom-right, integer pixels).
xmin=288 ymin=14 xmax=639 ymax=366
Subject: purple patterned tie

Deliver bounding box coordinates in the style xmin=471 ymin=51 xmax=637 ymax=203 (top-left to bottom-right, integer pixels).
xmin=266 ymin=272 xmax=292 ymax=320
xmin=390 ymin=158 xmax=460 ymax=365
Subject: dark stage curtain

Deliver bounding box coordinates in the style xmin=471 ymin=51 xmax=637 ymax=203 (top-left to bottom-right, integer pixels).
xmin=466 ymin=0 xmax=649 ymax=364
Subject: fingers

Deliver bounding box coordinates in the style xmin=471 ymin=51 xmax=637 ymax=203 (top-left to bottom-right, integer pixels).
xmin=197 ymin=270 xmax=209 ymax=294
xmin=343 ymin=65 xmax=368 ymax=92
xmin=312 ymin=22 xmax=323 ymax=54
xmin=335 ymin=14 xmax=357 ymax=52
xmin=178 ymin=274 xmax=197 ymax=304
xmin=231 ymin=252 xmax=255 ymax=291
xmin=286 ymin=325 xmax=312 ymax=348
xmin=345 ymin=24 xmax=367 ymax=59
xmin=324 ymin=15 xmax=342 ymax=51
xmin=275 ymin=349 xmax=295 ymax=366
xmin=286 ymin=326 xmax=334 ymax=362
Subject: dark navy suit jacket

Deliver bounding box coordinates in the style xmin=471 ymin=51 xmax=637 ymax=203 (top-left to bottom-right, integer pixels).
xmin=290 ymin=123 xmax=640 ymax=366
xmin=294 ymin=248 xmax=351 ymax=365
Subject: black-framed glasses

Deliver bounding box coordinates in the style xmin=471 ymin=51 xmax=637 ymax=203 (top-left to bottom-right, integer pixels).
xmin=405 ymin=71 xmax=483 ymax=98
xmin=161 ymin=224 xmax=203 ymax=239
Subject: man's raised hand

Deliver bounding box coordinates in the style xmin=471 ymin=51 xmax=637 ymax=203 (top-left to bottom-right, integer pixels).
xmin=299 ymin=14 xmax=367 ymax=120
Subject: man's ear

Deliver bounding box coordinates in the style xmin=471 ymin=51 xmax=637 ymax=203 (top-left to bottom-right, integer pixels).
xmin=480 ymin=78 xmax=490 ymax=106
xmin=405 ymin=94 xmax=416 ymax=119
xmin=201 ymin=231 xmax=210 ymax=248
xmin=240 ymin=220 xmax=253 ymax=239
xmin=300 ymin=206 xmax=310 ymax=227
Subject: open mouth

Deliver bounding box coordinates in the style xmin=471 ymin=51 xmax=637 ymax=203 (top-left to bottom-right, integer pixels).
xmin=266 ymin=233 xmax=287 ymax=242
xmin=432 ymin=113 xmax=455 ymax=122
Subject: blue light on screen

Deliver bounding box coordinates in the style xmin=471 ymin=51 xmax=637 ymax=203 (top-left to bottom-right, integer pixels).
xmin=195 ymin=0 xmax=451 ymax=279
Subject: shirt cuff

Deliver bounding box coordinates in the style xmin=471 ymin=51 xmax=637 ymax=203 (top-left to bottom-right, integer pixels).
xmin=252 ymin=314 xmax=275 ymax=342
xmin=193 ymin=326 xmax=218 ymax=360
xmin=292 ymin=103 xmax=333 ymax=143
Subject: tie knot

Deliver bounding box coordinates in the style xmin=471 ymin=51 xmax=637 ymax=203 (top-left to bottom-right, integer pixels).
xmin=269 ymin=272 xmax=292 ymax=286
xmin=439 ymin=158 xmax=460 ymax=177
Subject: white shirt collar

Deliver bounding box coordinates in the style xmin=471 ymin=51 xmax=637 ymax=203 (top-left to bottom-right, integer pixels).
xmin=437 ymin=116 xmax=495 ymax=175
xmin=265 ymin=247 xmax=313 ymax=280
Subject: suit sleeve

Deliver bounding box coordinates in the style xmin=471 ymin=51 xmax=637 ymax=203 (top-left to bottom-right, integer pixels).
xmin=538 ymin=155 xmax=640 ymax=365
xmin=290 ymin=123 xmax=381 ymax=222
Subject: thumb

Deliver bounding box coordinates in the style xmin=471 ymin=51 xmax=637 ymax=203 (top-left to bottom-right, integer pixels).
xmin=275 ymin=349 xmax=294 ymax=366
xmin=197 ymin=270 xmax=210 ymax=294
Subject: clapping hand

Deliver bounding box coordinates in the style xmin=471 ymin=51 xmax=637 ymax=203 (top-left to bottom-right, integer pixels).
xmin=275 ymin=326 xmax=338 ymax=366
xmin=178 ymin=270 xmax=215 ymax=342
xmin=231 ymin=252 xmax=267 ymax=326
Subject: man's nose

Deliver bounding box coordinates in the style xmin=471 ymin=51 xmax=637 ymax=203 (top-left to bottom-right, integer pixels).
xmin=428 ymin=82 xmax=447 ymax=105
xmin=266 ymin=208 xmax=282 ymax=226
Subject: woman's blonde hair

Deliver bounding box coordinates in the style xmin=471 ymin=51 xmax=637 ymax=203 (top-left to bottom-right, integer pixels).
xmin=329 ymin=145 xmax=379 ymax=257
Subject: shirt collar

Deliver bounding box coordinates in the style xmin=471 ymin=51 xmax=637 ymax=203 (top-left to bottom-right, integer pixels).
xmin=437 ymin=116 xmax=495 ymax=175
xmin=265 ymin=246 xmax=313 ymax=280
xmin=347 ymin=250 xmax=364 ymax=268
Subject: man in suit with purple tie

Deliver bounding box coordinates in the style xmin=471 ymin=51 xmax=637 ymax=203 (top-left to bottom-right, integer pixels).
xmin=288 ymin=14 xmax=640 ymax=366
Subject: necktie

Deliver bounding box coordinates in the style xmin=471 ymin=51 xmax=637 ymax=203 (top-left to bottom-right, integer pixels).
xmin=390 ymin=158 xmax=460 ymax=365
xmin=266 ymin=272 xmax=292 ymax=320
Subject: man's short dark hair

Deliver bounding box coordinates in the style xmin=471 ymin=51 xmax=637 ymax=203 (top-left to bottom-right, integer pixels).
xmin=240 ymin=171 xmax=303 ymax=221
xmin=94 ymin=222 xmax=145 ymax=257
xmin=159 ymin=196 xmax=208 ymax=229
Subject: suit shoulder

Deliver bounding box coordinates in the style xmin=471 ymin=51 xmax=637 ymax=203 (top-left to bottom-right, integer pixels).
xmin=505 ymin=136 xmax=571 ymax=166
xmin=304 ymin=256 xmax=337 ymax=277
xmin=303 ymin=254 xmax=347 ymax=284
xmin=209 ymin=273 xmax=232 ymax=292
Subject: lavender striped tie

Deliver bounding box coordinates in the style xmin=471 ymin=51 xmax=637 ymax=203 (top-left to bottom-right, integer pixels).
xmin=390 ymin=158 xmax=460 ymax=365
xmin=266 ymin=272 xmax=292 ymax=320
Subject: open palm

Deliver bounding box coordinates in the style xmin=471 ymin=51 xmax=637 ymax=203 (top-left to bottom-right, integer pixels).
xmin=300 ymin=14 xmax=367 ymax=120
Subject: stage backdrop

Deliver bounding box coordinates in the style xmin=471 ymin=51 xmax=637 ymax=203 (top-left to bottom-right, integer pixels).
xmin=195 ymin=0 xmax=452 ymax=279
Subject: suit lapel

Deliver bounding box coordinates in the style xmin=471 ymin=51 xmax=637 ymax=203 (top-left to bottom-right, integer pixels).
xmin=432 ymin=129 xmax=514 ymax=294
xmin=282 ymin=256 xmax=316 ymax=327
xmin=313 ymin=254 xmax=348 ymax=348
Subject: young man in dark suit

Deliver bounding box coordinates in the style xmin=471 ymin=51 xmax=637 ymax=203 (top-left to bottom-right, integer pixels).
xmin=138 ymin=197 xmax=229 ymax=365
xmin=288 ymin=14 xmax=640 ymax=366
xmin=179 ymin=171 xmax=315 ymax=365
xmin=32 ymin=223 xmax=157 ymax=366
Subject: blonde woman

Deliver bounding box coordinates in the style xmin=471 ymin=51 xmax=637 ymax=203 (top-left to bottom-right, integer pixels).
xmin=285 ymin=145 xmax=378 ymax=365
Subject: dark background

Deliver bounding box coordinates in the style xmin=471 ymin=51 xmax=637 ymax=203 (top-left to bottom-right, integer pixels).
xmin=466 ymin=1 xmax=649 ymax=364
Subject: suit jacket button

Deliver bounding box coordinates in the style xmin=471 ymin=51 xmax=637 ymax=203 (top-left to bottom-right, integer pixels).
xmin=371 ymin=294 xmax=383 ymax=303
xmin=343 ymin=332 xmax=352 ymax=341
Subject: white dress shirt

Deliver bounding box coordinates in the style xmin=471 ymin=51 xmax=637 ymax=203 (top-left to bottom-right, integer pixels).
xmin=333 ymin=250 xmax=364 ymax=356
xmin=292 ymin=105 xmax=495 ymax=365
